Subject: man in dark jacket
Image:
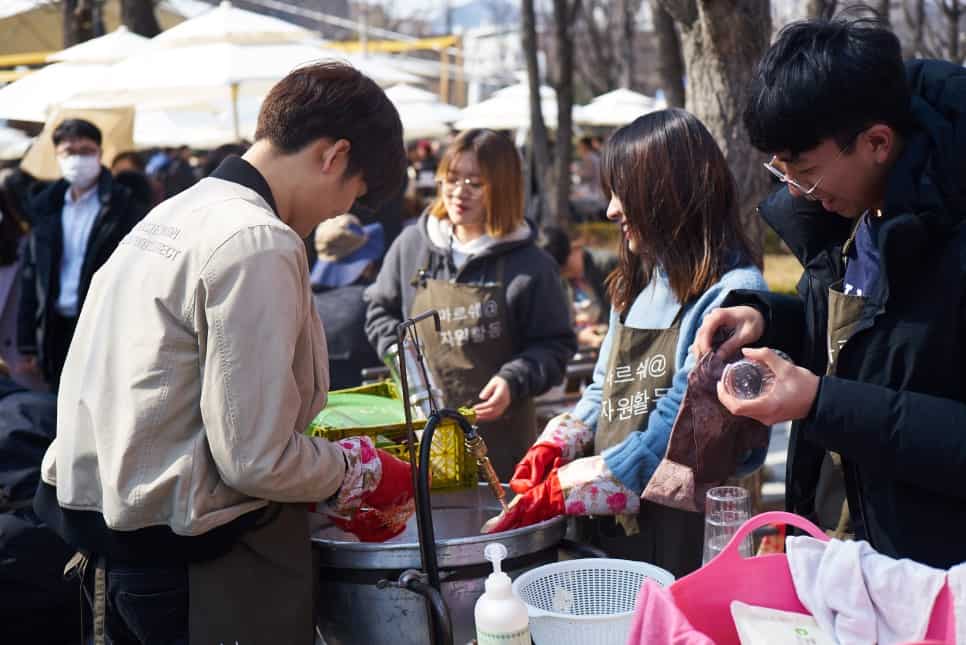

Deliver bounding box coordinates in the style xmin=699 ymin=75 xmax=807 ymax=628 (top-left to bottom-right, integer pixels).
xmin=0 ymin=359 xmax=79 ymax=643
xmin=694 ymin=16 xmax=966 ymax=568
xmin=18 ymin=119 xmax=148 ymax=389
xmin=311 ymin=214 xmax=384 ymax=390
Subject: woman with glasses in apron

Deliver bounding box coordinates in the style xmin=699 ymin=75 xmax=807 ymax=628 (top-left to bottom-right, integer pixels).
xmin=365 ymin=129 xmax=577 ymax=479
xmin=482 ymin=109 xmax=768 ymax=579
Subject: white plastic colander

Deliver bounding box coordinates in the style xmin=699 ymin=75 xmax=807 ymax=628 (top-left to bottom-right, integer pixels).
xmin=511 ymin=558 xmax=675 ymax=645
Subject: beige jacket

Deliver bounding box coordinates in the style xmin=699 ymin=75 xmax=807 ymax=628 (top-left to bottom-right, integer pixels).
xmin=41 ymin=176 xmax=346 ymax=536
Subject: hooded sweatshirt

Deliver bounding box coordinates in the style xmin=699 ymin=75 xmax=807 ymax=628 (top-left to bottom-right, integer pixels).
xmin=364 ymin=213 xmax=577 ymax=401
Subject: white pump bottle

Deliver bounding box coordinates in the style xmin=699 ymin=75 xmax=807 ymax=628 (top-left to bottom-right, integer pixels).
xmin=474 ymin=542 xmax=531 ymax=645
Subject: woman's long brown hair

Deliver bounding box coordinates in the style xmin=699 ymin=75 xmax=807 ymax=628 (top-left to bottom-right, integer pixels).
xmin=602 ymin=108 xmax=760 ymax=315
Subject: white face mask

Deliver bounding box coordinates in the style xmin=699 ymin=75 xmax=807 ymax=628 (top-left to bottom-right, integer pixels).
xmin=58 ymin=154 xmax=101 ymax=188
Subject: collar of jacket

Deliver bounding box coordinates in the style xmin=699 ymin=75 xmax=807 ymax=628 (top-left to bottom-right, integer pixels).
xmin=39 ymin=167 xmax=116 ymax=218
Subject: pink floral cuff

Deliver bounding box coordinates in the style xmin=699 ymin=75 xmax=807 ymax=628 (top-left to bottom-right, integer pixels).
xmin=535 ymin=413 xmax=594 ymax=463
xmin=557 ymin=455 xmax=640 ymax=517
xmin=323 ymin=436 xmax=382 ymax=518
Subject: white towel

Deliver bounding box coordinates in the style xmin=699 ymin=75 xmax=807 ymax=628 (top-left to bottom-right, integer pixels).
xmin=786 ymin=536 xmax=946 ymax=645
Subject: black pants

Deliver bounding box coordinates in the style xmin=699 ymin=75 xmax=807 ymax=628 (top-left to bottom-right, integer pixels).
xmin=46 ymin=311 xmax=78 ymax=392
xmin=81 ymin=560 xmax=189 ymax=645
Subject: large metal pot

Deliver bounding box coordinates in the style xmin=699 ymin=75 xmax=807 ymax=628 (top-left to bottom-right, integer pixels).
xmin=312 ymin=484 xmax=566 ymax=645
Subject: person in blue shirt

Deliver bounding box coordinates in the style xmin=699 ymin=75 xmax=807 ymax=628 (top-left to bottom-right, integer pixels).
xmin=483 ymin=108 xmax=768 ymax=578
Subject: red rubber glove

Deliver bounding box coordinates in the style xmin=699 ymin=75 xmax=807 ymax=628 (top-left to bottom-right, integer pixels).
xmin=509 ymin=444 xmax=563 ymax=495
xmin=481 ymin=470 xmax=565 ymax=534
xmin=329 ymin=446 xmax=415 ymax=543
xmin=364 ymin=449 xmax=414 ymax=508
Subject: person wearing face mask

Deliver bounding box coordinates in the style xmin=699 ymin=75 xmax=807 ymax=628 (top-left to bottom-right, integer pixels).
xmin=18 ymin=119 xmax=149 ymax=390
xmin=365 ymin=129 xmax=577 ymax=479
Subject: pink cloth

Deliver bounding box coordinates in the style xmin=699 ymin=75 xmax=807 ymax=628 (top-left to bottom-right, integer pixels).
xmin=627 ymin=580 xmax=717 ymax=645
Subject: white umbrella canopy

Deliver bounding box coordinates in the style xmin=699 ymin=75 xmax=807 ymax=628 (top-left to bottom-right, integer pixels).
xmin=65 ymin=42 xmax=337 ymax=110
xmin=385 ymin=84 xmax=461 ymax=141
xmin=47 ymin=25 xmax=149 ymax=64
xmin=151 ymin=0 xmax=314 ymax=48
xmin=135 ymin=95 xmax=261 ymax=148
xmin=345 ymin=54 xmax=420 ymax=87
xmin=66 ymin=43 xmax=417 ymax=112
xmin=0 ymin=63 xmax=108 ymax=122
xmin=575 ymin=87 xmax=665 ymax=127
xmin=0 ymin=126 xmax=33 ymax=160
xmin=454 ymin=82 xmax=558 ymax=131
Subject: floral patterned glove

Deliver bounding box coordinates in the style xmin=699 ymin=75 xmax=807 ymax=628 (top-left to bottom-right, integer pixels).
xmin=323 ymin=437 xmax=415 ymax=516
xmin=509 ymin=413 xmax=594 ymax=495
xmin=481 ymin=455 xmax=637 ymax=534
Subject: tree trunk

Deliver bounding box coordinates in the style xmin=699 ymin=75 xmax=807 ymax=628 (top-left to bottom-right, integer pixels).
xmin=522 ymin=0 xmax=554 ymax=227
xmin=944 ymin=0 xmax=962 ymax=63
xmin=121 ymin=0 xmax=161 ymax=38
xmin=63 ymin=0 xmax=97 ymax=47
xmin=552 ymin=0 xmax=581 ymax=228
xmin=619 ymin=0 xmax=636 ymax=88
xmin=660 ymin=0 xmax=771 ymax=256
xmin=651 ymin=0 xmax=686 ymax=107
xmin=877 ymin=0 xmax=891 ymax=25
xmin=805 ymin=0 xmax=836 ymax=19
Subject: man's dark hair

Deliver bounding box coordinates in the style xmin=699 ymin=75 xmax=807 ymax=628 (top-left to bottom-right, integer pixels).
xmin=743 ymin=15 xmax=911 ymax=157
xmin=255 ymin=61 xmax=405 ymax=209
xmin=52 ymin=119 xmax=102 ymax=147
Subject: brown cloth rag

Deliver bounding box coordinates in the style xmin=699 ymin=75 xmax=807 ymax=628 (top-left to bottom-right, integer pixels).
xmin=642 ymin=351 xmax=769 ymax=512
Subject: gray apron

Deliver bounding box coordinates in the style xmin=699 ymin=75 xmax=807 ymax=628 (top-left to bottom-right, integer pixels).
xmin=411 ymin=257 xmax=537 ymax=480
xmin=814 ymin=280 xmax=869 ymax=537
xmin=582 ymin=311 xmax=705 ymax=579
xmin=188 ymin=504 xmax=315 ymax=645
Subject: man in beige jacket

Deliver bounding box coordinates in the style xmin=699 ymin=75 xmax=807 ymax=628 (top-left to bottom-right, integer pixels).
xmin=34 ymin=62 xmax=410 ymax=644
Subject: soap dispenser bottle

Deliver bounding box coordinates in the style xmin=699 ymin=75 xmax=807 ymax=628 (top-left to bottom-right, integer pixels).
xmin=474 ymin=542 xmax=531 ymax=645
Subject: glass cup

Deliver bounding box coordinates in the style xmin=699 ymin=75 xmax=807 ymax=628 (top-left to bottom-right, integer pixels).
xmin=702 ymin=486 xmax=753 ymax=565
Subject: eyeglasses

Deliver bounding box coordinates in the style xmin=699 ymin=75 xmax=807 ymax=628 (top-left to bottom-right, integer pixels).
xmin=762 ymin=140 xmax=854 ymax=202
xmin=438 ymin=177 xmax=485 ymax=195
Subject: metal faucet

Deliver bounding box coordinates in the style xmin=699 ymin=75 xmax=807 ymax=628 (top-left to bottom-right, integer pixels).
xmin=392 ymin=311 xmax=508 ymax=645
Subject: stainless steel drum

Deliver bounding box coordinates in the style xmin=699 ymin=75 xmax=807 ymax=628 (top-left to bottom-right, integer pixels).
xmin=313 ymin=484 xmax=566 ymax=645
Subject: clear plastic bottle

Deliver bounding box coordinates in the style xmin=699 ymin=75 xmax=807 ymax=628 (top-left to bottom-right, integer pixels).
xmin=720 ymin=350 xmax=791 ymax=400
xmin=475 ymin=543 xmax=531 ymax=645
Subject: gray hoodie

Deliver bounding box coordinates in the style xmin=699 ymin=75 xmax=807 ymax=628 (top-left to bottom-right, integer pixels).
xmin=364 ymin=213 xmax=577 ymax=400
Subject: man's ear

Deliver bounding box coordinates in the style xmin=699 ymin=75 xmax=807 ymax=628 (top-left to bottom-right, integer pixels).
xmin=863 ymin=124 xmax=895 ymax=165
xmin=320 ymin=138 xmax=351 ymax=174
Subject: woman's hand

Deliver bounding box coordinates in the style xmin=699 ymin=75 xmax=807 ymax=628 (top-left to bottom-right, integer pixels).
xmin=474 ymin=376 xmax=512 ymax=422
xmin=716 ymin=348 xmax=820 ymax=426
xmin=691 ymin=306 xmax=765 ymax=360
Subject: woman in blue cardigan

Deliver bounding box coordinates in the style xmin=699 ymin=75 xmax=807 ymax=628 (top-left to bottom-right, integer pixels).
xmin=483 ymin=108 xmax=769 ymax=578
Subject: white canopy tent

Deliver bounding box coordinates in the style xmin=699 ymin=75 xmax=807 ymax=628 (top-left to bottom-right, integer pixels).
xmin=385 ymin=84 xmax=461 ymax=140
xmin=151 ymin=0 xmax=314 ymax=48
xmin=0 ymin=126 xmax=33 ymax=160
xmin=454 ymin=82 xmax=559 ymax=131
xmin=65 ymin=41 xmax=417 ymax=140
xmin=0 ymin=63 xmax=108 ymax=122
xmin=47 ymin=25 xmax=149 ymax=64
xmin=0 ymin=25 xmax=147 ymax=122
xmin=575 ymin=88 xmax=665 ymax=128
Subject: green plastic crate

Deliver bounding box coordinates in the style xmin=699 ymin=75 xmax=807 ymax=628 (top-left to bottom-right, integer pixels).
xmin=305 ymin=381 xmax=478 ymax=490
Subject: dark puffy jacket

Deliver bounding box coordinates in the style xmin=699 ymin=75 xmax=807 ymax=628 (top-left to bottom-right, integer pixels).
xmin=0 ymin=376 xmax=79 ymax=643
xmin=726 ymin=60 xmax=966 ymax=568
xmin=18 ymin=168 xmax=148 ymax=378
